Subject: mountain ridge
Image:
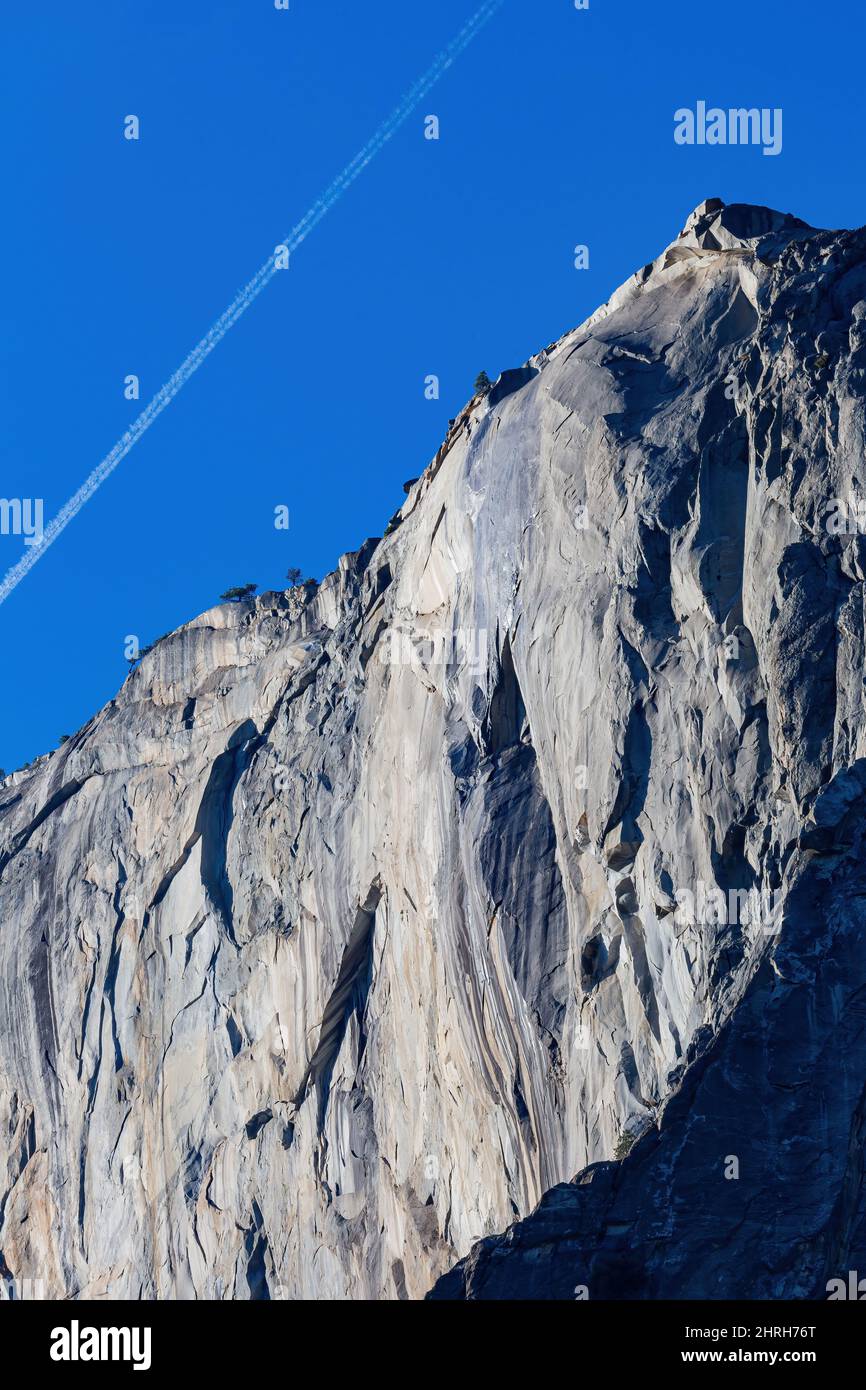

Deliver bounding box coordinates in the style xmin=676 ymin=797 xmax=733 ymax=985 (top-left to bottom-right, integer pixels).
xmin=2 ymin=197 xmax=866 ymax=1300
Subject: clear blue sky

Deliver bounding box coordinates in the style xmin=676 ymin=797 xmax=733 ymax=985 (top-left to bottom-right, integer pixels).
xmin=1 ymin=0 xmax=864 ymax=773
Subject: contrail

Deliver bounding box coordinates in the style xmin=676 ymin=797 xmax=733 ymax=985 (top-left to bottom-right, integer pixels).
xmin=0 ymin=0 xmax=505 ymax=607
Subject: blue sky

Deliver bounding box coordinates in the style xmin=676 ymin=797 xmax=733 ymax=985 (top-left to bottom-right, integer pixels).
xmin=1 ymin=0 xmax=864 ymax=773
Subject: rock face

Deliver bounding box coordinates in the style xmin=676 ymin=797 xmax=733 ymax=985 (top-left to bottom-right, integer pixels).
xmin=3 ymin=199 xmax=866 ymax=1301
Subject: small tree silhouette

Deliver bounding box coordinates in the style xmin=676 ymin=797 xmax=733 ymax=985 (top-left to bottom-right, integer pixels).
xmin=614 ymin=1131 xmax=635 ymax=1160
xmin=220 ymin=584 xmax=258 ymax=603
xmin=474 ymin=371 xmax=493 ymax=395
xmin=285 ymin=567 xmax=304 ymax=587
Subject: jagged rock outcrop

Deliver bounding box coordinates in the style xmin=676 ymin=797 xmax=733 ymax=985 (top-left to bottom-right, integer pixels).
xmin=3 ymin=199 xmax=866 ymax=1301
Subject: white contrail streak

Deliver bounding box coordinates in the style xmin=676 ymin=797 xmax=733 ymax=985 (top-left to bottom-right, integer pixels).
xmin=0 ymin=0 xmax=505 ymax=606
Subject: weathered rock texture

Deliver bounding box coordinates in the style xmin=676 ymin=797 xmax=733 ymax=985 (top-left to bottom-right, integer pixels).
xmin=3 ymin=200 xmax=866 ymax=1301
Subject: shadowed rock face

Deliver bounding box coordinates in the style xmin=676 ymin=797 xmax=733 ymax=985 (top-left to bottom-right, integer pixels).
xmin=3 ymin=199 xmax=866 ymax=1301
xmin=430 ymin=760 xmax=866 ymax=1299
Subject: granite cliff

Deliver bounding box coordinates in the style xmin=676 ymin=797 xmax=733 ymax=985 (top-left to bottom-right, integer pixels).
xmin=3 ymin=199 xmax=866 ymax=1300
